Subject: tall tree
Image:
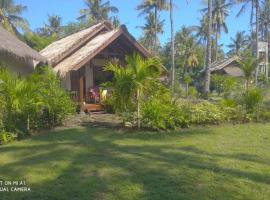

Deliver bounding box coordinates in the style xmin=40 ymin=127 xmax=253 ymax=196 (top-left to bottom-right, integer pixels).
xmin=192 ymin=15 xmax=209 ymax=69
xmin=259 ymin=0 xmax=270 ymax=80
xmin=137 ymin=12 xmax=164 ymax=53
xmin=44 ymin=14 xmax=62 ymax=36
xmin=137 ymin=0 xmax=169 ymax=55
xmin=204 ymin=0 xmax=213 ymax=95
xmin=170 ymin=0 xmax=175 ymax=89
xmin=227 ymin=31 xmax=249 ymax=56
xmin=0 ymin=0 xmax=28 ymax=34
xmin=78 ymin=0 xmax=119 ymax=24
xmin=202 ymin=0 xmax=231 ymax=61
xmin=235 ymin=0 xmax=260 ymax=85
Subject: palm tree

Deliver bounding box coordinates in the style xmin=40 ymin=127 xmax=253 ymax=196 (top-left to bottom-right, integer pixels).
xmin=238 ymin=52 xmax=255 ymax=92
xmin=78 ymin=0 xmax=119 ymax=24
xmin=170 ymin=0 xmax=175 ymax=89
xmin=227 ymin=31 xmax=249 ymax=56
xmin=45 ymin=14 xmax=62 ymax=36
xmin=137 ymin=0 xmax=169 ymax=55
xmin=235 ymin=0 xmax=260 ymax=85
xmin=202 ymin=0 xmax=231 ymax=61
xmin=204 ymin=0 xmax=213 ymax=95
xmin=105 ymin=54 xmax=162 ymax=129
xmin=259 ymin=0 xmax=270 ymax=80
xmin=0 ymin=0 xmax=28 ymax=34
xmin=192 ymin=15 xmax=209 ymax=69
xmin=137 ymin=12 xmax=165 ymax=53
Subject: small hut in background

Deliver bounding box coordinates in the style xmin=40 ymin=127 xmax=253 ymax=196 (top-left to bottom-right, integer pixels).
xmin=0 ymin=25 xmax=46 ymax=75
xmin=209 ymin=56 xmax=244 ymax=77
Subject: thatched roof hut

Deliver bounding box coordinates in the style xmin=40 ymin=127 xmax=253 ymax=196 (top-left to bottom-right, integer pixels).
xmin=201 ymin=56 xmax=244 ymax=77
xmin=40 ymin=21 xmax=152 ymax=77
xmin=0 ymin=25 xmax=46 ymax=74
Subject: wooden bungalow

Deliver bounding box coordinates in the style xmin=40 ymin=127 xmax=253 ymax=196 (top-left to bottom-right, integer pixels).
xmin=0 ymin=25 xmax=46 ymax=75
xmin=209 ymin=56 xmax=244 ymax=77
xmin=40 ymin=21 xmax=154 ymax=111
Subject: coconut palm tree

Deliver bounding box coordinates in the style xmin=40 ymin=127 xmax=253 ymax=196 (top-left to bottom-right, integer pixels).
xmin=137 ymin=12 xmax=165 ymax=53
xmin=170 ymin=0 xmax=175 ymax=89
xmin=137 ymin=0 xmax=169 ymax=55
xmin=234 ymin=0 xmax=260 ymax=85
xmin=258 ymin=0 xmax=270 ymax=80
xmin=202 ymin=0 xmax=231 ymax=61
xmin=204 ymin=0 xmax=213 ymax=95
xmin=192 ymin=15 xmax=209 ymax=69
xmin=0 ymin=0 xmax=28 ymax=34
xmin=105 ymin=54 xmax=162 ymax=129
xmin=78 ymin=0 xmax=119 ymax=24
xmin=44 ymin=14 xmax=62 ymax=36
xmin=227 ymin=31 xmax=249 ymax=56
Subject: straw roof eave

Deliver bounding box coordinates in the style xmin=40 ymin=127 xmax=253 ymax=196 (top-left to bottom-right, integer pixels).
xmin=0 ymin=25 xmax=46 ymax=64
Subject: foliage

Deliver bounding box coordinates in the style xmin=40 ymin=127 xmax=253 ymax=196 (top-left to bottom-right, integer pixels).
xmin=142 ymin=98 xmax=188 ymax=130
xmin=0 ymin=67 xmax=75 ymax=137
xmin=0 ymin=129 xmax=17 ymax=145
xmin=211 ymin=74 xmax=237 ymax=96
xmin=23 ymin=32 xmax=56 ymax=51
xmin=0 ymin=0 xmax=28 ymax=34
xmin=78 ymin=0 xmax=119 ymax=24
xmin=105 ymin=54 xmax=162 ymax=128
xmin=242 ymin=87 xmax=263 ymax=113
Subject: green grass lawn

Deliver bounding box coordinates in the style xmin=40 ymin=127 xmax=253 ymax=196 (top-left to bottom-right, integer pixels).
xmin=0 ymin=123 xmax=269 ymax=200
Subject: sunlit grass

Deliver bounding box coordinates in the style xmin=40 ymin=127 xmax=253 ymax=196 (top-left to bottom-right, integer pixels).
xmin=0 ymin=124 xmax=269 ymax=200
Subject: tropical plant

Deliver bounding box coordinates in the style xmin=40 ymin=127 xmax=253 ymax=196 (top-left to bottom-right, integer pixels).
xmin=170 ymin=0 xmax=175 ymax=89
xmin=227 ymin=31 xmax=249 ymax=56
xmin=0 ymin=0 xmax=28 ymax=34
xmin=37 ymin=14 xmax=62 ymax=37
xmin=24 ymin=32 xmax=56 ymax=51
xmin=137 ymin=12 xmax=164 ymax=53
xmin=0 ymin=67 xmax=75 ymax=135
xmin=137 ymin=0 xmax=169 ymax=54
xmin=78 ymin=0 xmax=119 ymax=24
xmin=234 ymin=0 xmax=260 ymax=85
xmin=202 ymin=0 xmax=231 ymax=61
xmin=105 ymin=53 xmax=162 ymax=128
xmin=204 ymin=0 xmax=213 ymax=95
xmin=237 ymin=52 xmax=255 ymax=91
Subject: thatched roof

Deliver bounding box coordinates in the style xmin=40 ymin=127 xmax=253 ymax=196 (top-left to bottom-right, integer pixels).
xmin=40 ymin=21 xmax=152 ymax=77
xmin=209 ymin=56 xmax=244 ymax=77
xmin=210 ymin=56 xmax=240 ymax=72
xmin=0 ymin=25 xmax=46 ymax=63
xmin=40 ymin=21 xmax=113 ymax=66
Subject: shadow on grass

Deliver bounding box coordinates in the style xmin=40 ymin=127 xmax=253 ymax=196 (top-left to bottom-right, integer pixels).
xmin=0 ymin=126 xmax=269 ymax=200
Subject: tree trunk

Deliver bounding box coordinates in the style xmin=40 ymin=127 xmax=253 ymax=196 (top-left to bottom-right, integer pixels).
xmin=170 ymin=0 xmax=175 ymax=90
xmin=27 ymin=114 xmax=30 ymax=132
xmin=255 ymin=1 xmax=260 ymax=86
xmin=215 ymin=26 xmax=218 ymax=61
xmin=137 ymin=88 xmax=141 ymax=129
xmin=266 ymin=24 xmax=269 ymax=80
xmin=154 ymin=5 xmax=158 ymax=56
xmin=204 ymin=0 xmax=212 ymax=95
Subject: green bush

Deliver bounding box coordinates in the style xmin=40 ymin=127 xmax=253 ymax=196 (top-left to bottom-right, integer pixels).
xmin=0 ymin=130 xmax=17 ymax=145
xmin=142 ymin=98 xmax=189 ymax=130
xmin=0 ymin=67 xmax=75 ymax=136
xmin=242 ymin=88 xmax=263 ymax=113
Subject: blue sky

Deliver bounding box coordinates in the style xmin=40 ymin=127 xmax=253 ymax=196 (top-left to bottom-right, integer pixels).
xmin=16 ymin=0 xmax=251 ymax=53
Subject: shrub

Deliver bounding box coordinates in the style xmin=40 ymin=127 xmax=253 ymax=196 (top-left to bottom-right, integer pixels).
xmin=0 ymin=130 xmax=17 ymax=145
xmin=185 ymin=101 xmax=225 ymax=125
xmin=0 ymin=67 xmax=75 ymax=136
xmin=142 ymin=98 xmax=188 ymax=130
xmin=243 ymin=88 xmax=263 ymax=113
